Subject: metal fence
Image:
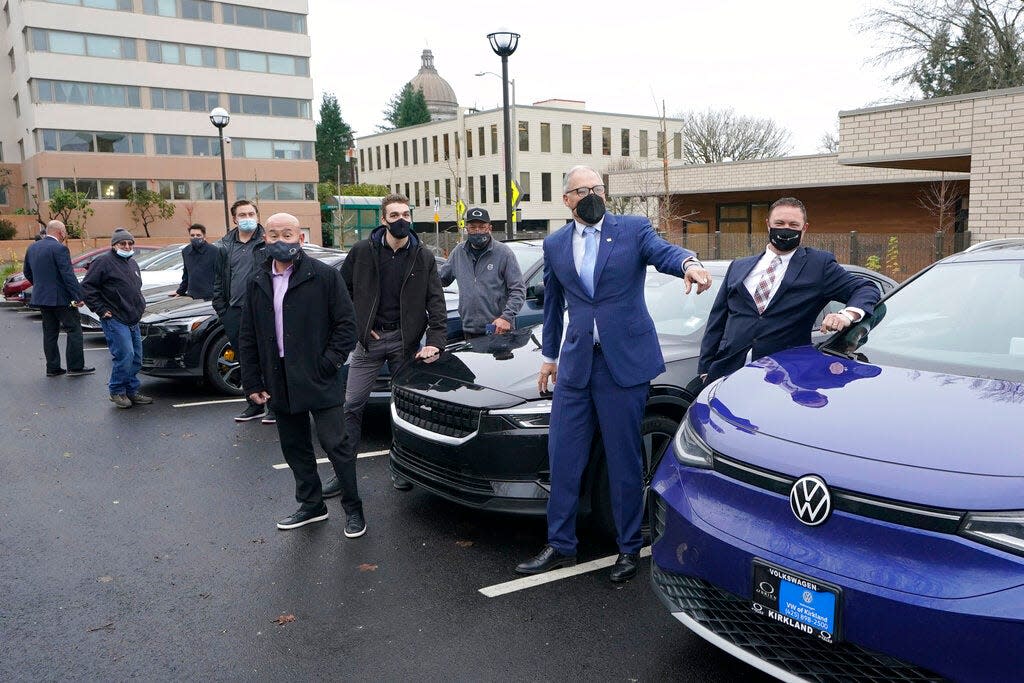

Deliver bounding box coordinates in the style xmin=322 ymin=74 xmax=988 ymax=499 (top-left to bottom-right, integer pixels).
xmin=667 ymin=231 xmax=973 ymax=282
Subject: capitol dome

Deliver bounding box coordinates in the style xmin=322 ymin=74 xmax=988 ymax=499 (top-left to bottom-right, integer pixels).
xmin=410 ymin=49 xmax=458 ymax=121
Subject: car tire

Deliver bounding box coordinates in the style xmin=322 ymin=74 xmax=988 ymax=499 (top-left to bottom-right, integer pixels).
xmin=590 ymin=414 xmax=679 ymax=542
xmin=204 ymin=332 xmax=243 ymax=396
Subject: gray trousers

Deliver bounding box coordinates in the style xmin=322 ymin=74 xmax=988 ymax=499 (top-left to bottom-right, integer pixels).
xmin=344 ymin=329 xmax=411 ymax=449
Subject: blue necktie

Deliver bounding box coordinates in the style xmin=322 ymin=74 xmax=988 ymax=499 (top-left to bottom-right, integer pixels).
xmin=580 ymin=226 xmax=597 ymax=297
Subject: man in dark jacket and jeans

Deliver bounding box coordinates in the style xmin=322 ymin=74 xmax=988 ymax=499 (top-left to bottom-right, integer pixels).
xmin=213 ymin=199 xmax=272 ymax=423
xmin=82 ymin=228 xmax=152 ymax=409
xmin=339 ymin=193 xmax=447 ymax=491
xmin=239 ymin=213 xmax=362 ymax=533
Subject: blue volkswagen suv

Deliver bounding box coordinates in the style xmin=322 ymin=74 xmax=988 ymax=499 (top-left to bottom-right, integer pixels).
xmin=650 ymin=239 xmax=1024 ymax=682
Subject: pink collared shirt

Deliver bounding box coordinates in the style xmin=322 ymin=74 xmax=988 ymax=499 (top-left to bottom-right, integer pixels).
xmin=271 ymin=263 xmax=293 ymax=357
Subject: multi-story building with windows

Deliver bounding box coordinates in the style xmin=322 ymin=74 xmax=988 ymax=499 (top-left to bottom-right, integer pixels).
xmin=0 ymin=0 xmax=317 ymax=239
xmin=356 ymin=89 xmax=682 ymax=234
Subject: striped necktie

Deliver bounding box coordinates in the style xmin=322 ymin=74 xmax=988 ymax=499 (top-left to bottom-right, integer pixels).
xmin=753 ymin=256 xmax=782 ymax=314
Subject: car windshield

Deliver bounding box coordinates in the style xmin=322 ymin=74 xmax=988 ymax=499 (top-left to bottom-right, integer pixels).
xmin=644 ymin=269 xmax=722 ymax=340
xmin=137 ymin=246 xmax=185 ymax=270
xmin=835 ymin=260 xmax=1024 ymax=382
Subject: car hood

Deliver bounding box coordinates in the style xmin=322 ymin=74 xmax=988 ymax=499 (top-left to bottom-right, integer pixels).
xmin=708 ymin=346 xmax=1024 ymax=478
xmin=397 ymin=325 xmax=702 ymax=403
xmin=141 ymin=295 xmax=215 ymax=323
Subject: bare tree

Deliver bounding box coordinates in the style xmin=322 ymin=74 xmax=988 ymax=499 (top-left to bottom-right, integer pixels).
xmin=860 ymin=0 xmax=1024 ymax=96
xmin=818 ymin=129 xmax=840 ymax=153
xmin=676 ymin=108 xmax=791 ymax=164
xmin=917 ymin=173 xmax=963 ymax=232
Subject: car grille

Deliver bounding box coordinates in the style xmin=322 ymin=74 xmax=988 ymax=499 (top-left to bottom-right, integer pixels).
xmin=391 ymin=442 xmax=493 ymax=495
xmin=652 ymin=567 xmax=944 ymax=683
xmin=393 ymin=387 xmax=481 ymax=439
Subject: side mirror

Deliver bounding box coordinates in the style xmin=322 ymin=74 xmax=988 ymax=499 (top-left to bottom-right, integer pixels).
xmin=528 ymin=283 xmax=544 ymax=306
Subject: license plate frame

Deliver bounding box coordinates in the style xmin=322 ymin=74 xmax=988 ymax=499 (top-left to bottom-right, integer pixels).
xmin=751 ymin=559 xmax=842 ymax=644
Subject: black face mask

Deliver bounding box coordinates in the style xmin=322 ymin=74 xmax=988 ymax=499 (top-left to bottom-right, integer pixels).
xmin=267 ymin=240 xmax=301 ymax=262
xmin=575 ymin=193 xmax=606 ymax=225
xmin=467 ymin=233 xmax=490 ymax=249
xmin=769 ymin=227 xmax=803 ymax=252
xmin=386 ymin=219 xmax=411 ymax=240
xmin=190 ymin=237 xmax=205 ymax=249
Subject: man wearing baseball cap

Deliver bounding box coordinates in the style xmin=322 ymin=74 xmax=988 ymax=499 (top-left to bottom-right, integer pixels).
xmin=439 ymin=207 xmax=526 ymax=339
xmin=81 ymin=228 xmax=151 ymax=409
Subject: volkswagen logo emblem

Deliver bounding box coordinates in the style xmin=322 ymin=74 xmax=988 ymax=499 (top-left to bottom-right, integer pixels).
xmin=790 ymin=474 xmax=832 ymax=526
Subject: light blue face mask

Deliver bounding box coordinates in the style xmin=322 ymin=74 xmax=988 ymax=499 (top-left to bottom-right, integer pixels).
xmin=237 ymin=218 xmax=258 ymax=232
xmin=115 ymin=249 xmax=134 ymax=258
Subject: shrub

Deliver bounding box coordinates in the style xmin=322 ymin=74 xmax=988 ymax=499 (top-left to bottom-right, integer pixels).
xmin=0 ymin=219 xmax=17 ymax=240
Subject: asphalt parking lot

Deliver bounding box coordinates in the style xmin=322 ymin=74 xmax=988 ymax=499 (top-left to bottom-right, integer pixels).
xmin=0 ymin=305 xmax=771 ymax=681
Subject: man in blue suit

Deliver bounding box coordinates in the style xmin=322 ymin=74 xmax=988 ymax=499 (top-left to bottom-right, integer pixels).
xmin=23 ymin=220 xmax=94 ymax=377
xmin=698 ymin=197 xmax=880 ymax=384
xmin=515 ymin=166 xmax=711 ymax=582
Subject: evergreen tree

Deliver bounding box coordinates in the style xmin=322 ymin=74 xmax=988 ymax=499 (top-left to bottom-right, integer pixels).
xmin=380 ymin=82 xmax=432 ymax=130
xmin=316 ymin=92 xmax=354 ymax=184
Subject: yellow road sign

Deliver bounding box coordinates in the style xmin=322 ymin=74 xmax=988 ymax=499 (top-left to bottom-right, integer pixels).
xmin=433 ymin=213 xmax=440 ymax=223
xmin=510 ymin=179 xmax=522 ymax=208
xmin=455 ymin=199 xmax=466 ymax=216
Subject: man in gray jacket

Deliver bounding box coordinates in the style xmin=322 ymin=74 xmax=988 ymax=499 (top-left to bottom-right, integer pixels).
xmin=439 ymin=208 xmax=526 ymax=338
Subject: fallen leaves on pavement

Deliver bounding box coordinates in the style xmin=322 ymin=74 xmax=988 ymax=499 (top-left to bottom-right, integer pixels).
xmin=272 ymin=614 xmax=296 ymax=626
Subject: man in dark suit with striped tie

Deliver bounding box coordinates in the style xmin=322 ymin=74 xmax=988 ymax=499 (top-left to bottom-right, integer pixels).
xmin=698 ymin=197 xmax=881 ymax=384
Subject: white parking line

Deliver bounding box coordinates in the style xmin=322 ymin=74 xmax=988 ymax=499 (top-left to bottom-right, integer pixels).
xmin=271 ymin=449 xmax=390 ymax=470
xmin=172 ymin=398 xmax=248 ymax=408
xmin=84 ymin=347 xmax=109 ymax=351
xmin=478 ymin=546 xmax=652 ymax=598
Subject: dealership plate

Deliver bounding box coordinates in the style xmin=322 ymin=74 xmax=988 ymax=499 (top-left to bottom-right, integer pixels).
xmin=751 ymin=559 xmax=842 ymax=644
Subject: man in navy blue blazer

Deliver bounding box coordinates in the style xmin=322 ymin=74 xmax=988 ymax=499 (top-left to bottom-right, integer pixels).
xmin=698 ymin=197 xmax=880 ymax=384
xmin=515 ymin=166 xmax=712 ymax=582
xmin=22 ymin=221 xmax=94 ymax=378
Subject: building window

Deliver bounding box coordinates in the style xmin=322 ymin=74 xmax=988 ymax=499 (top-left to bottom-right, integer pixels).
xmin=232 ymin=139 xmax=313 ymax=160
xmin=492 ymin=174 xmax=499 ymax=203
xmin=621 ymin=129 xmax=630 ymax=156
xmin=359 ymin=149 xmax=365 ymax=172
xmin=225 ymin=50 xmax=309 ymax=76
xmin=465 ymin=129 xmax=473 ymax=158
xmin=716 ymin=202 xmax=770 ymax=234
xmin=156 ymin=88 xmax=220 ymax=111
xmin=12 ymin=93 xmax=19 ymax=117
xmin=518 ymin=121 xmax=528 ymax=152
xmin=153 ymin=135 xmax=221 ymax=157
xmin=445 ymin=178 xmax=451 ymax=204
xmin=228 ymin=94 xmax=310 ymax=118
xmin=432 ymin=136 xmax=439 ymax=162
xmin=479 ymin=175 xmax=486 ymax=204
xmin=32 ymin=29 xmax=137 ymax=60
xmin=478 ymin=127 xmax=485 ymax=156
xmin=414 ymin=182 xmax=420 ymax=206
xmin=384 ymin=144 xmax=390 ymax=169
xmin=393 ymin=143 xmax=399 ymax=166
xmin=222 ymin=4 xmax=306 ymax=33
xmin=540 ymin=122 xmax=550 ymax=153
xmin=8 ymin=48 xmax=14 ymax=72
xmin=673 ymin=132 xmax=682 ymax=160
xmin=519 ymin=172 xmax=530 ymax=202
xmin=657 ymin=131 xmax=666 ymax=158
xmin=45 ymin=177 xmax=145 ymax=200
xmin=582 ymin=125 xmax=592 ymax=155
xmin=421 ymin=137 xmax=428 ymax=164
xmin=17 ymin=138 xmax=24 ymax=161
xmin=443 ymin=133 xmax=450 ymax=160
xmin=454 ymin=134 xmax=460 ymax=160
xmin=561 ymin=124 xmax=571 ymax=153
xmin=412 ymin=139 xmax=418 ymax=165
xmin=147 ymin=40 xmax=216 ymax=67
xmin=40 ymin=129 xmax=144 ymax=154
xmin=404 ymin=183 xmax=410 ymax=199
xmin=468 ymin=176 xmax=475 ymax=203
xmin=41 ymin=0 xmax=132 ymax=10
xmin=142 ymin=0 xmax=212 ymax=20
xmin=639 ymin=130 xmax=648 ymax=157
xmin=402 ymin=140 xmax=408 ymax=166
xmin=234 ymin=182 xmax=315 ymax=201
xmin=375 ymin=146 xmax=381 ymax=169
xmin=541 ymin=172 xmax=551 ymax=202
xmin=434 ymin=179 xmax=440 ymax=203
xmin=423 ymin=181 xmax=430 ymax=207
xmin=601 ymin=127 xmax=611 ymax=156
xmin=490 ymin=124 xmax=498 ymax=154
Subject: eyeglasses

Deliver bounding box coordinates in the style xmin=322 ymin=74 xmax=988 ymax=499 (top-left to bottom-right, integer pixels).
xmin=567 ymin=185 xmax=605 ymax=198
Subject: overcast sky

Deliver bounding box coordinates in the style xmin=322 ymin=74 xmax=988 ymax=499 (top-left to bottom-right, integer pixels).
xmin=308 ymin=0 xmax=915 ymax=154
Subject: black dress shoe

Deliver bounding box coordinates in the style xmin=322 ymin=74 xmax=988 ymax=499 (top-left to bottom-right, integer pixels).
xmin=515 ymin=545 xmax=577 ymax=575
xmin=609 ymin=553 xmax=640 ymax=583
xmin=46 ymin=369 xmax=66 ymax=377
xmin=322 ymin=476 xmax=342 ymax=499
xmin=67 ymin=367 xmax=96 ymax=376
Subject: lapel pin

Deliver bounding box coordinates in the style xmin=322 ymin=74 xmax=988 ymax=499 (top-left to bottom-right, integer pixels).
xmin=606 ymin=238 xmax=612 ymax=242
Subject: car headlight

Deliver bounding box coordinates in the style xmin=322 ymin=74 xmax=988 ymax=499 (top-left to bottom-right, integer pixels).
xmin=160 ymin=315 xmax=212 ymax=334
xmin=673 ymin=417 xmax=713 ymax=469
xmin=959 ymin=511 xmax=1024 ymax=557
xmin=490 ymin=400 xmax=552 ymax=429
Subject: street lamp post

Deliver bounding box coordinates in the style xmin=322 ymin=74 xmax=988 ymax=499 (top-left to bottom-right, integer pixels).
xmin=475 ymin=71 xmax=517 ymax=230
xmin=209 ymin=107 xmax=231 ymax=231
xmin=487 ymin=30 xmax=519 ymax=241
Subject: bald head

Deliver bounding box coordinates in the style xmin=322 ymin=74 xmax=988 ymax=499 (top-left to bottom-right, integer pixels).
xmin=265 ymin=213 xmax=300 ymax=230
xmin=46 ymin=220 xmax=67 ymax=240
xmin=264 ymin=213 xmax=304 ymax=249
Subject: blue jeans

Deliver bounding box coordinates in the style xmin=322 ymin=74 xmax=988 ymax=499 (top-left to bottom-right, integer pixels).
xmin=101 ymin=318 xmax=142 ymax=396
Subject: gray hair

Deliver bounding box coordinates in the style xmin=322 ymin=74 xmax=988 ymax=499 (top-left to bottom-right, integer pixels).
xmin=562 ymin=165 xmax=599 ymax=194
xmin=45 ymin=220 xmax=66 ymax=235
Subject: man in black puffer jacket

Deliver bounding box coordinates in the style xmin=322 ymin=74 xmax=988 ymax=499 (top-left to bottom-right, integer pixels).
xmin=339 ymin=193 xmax=446 ymax=491
xmin=82 ymin=228 xmax=152 ymax=409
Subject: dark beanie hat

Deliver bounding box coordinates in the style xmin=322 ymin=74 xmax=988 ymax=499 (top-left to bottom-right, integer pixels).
xmin=110 ymin=228 xmax=135 ymax=245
